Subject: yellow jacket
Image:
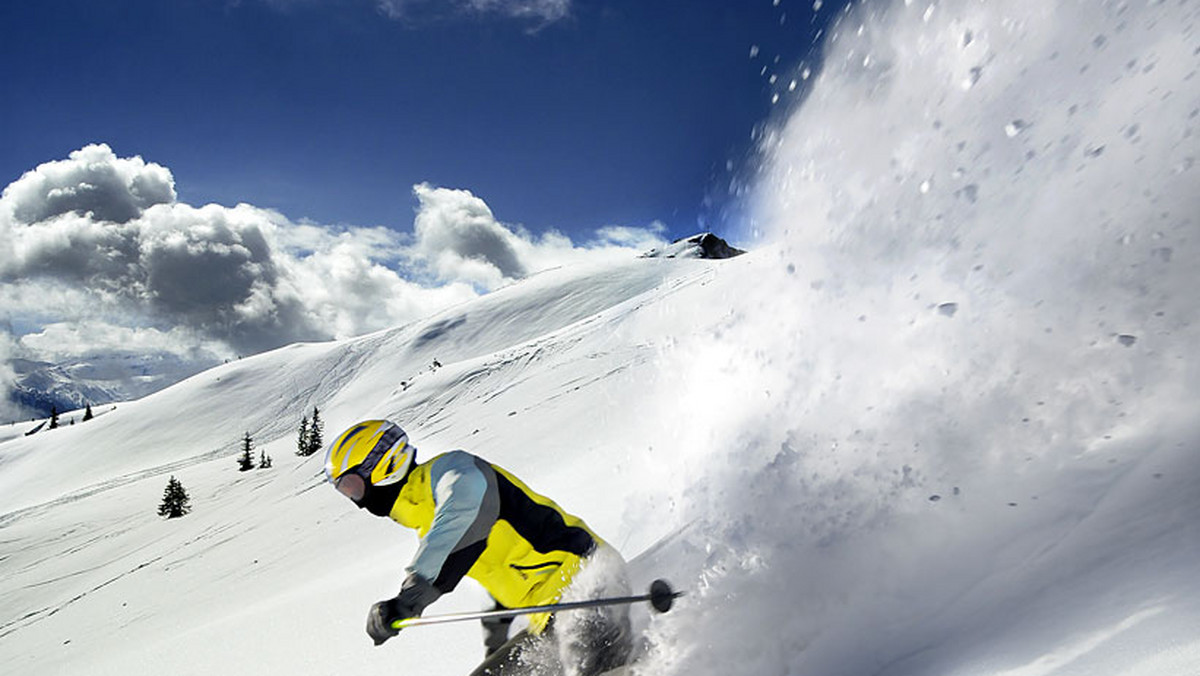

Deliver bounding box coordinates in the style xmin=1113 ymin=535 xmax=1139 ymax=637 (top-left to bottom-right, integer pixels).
xmin=387 ymin=450 xmax=602 ymax=633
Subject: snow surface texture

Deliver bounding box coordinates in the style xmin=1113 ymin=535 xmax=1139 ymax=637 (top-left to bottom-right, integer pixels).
xmin=1 ymin=1 xmax=1198 ymax=675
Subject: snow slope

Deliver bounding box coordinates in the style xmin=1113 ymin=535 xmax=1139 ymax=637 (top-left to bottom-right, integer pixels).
xmin=0 ymin=255 xmax=723 ymax=675
xmin=2 ymin=0 xmax=1199 ymax=675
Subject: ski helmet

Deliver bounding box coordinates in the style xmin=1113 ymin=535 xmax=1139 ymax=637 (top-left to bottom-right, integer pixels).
xmin=325 ymin=420 xmax=415 ymax=501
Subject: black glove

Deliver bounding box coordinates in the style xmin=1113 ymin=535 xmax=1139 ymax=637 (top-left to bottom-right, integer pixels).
xmin=366 ymin=572 xmax=443 ymax=646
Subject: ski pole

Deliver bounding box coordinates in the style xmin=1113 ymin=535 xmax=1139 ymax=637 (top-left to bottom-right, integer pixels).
xmin=394 ymin=579 xmax=683 ymax=630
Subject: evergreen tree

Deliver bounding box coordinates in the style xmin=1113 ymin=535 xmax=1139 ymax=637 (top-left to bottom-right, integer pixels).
xmin=83 ymin=404 xmax=94 ymax=422
xmin=48 ymin=406 xmax=59 ymax=430
xmin=306 ymin=407 xmax=324 ymax=456
xmin=157 ymin=476 xmax=192 ymax=518
xmin=296 ymin=415 xmax=310 ymax=457
xmin=258 ymin=450 xmax=273 ymax=469
xmin=238 ymin=432 xmax=255 ymax=471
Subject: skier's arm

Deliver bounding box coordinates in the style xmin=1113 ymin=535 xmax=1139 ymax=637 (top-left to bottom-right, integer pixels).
xmin=408 ymin=450 xmax=500 ymax=593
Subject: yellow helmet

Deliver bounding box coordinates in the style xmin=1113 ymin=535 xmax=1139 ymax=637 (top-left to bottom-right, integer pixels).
xmin=325 ymin=420 xmax=415 ymax=491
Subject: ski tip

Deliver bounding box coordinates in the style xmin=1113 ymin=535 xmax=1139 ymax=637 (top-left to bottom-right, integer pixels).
xmin=648 ymin=579 xmax=683 ymax=613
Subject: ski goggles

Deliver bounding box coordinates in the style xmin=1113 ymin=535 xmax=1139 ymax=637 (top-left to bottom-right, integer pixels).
xmin=335 ymin=472 xmax=369 ymax=502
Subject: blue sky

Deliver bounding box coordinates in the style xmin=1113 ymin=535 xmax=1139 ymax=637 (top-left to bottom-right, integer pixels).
xmin=1 ymin=0 xmax=834 ymax=241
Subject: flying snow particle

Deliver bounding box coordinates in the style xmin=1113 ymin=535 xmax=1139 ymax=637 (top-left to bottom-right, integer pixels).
xmin=750 ymin=44 xmax=760 ymax=59
xmin=1005 ymin=119 xmax=1029 ymax=137
xmin=963 ymin=66 xmax=982 ymax=90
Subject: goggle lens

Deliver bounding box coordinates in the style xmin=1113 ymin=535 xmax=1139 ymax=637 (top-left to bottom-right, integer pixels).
xmin=335 ymin=473 xmax=367 ymax=502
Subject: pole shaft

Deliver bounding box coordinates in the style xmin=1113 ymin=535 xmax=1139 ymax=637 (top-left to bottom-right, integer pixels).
xmin=396 ymin=593 xmax=655 ymax=629
xmin=394 ymin=581 xmax=683 ymax=630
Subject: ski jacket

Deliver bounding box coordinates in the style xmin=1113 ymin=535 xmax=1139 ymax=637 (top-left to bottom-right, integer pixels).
xmin=387 ymin=450 xmax=602 ymax=633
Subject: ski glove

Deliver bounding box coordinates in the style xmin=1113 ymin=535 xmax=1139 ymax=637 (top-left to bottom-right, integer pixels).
xmin=367 ymin=572 xmax=442 ymax=646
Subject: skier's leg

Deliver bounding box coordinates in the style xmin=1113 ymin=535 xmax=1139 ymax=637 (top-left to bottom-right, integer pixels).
xmin=469 ymin=629 xmax=563 ymax=676
xmin=553 ymin=547 xmax=634 ymax=676
xmin=482 ymin=601 xmax=516 ymax=656
xmin=556 ymin=603 xmax=632 ymax=676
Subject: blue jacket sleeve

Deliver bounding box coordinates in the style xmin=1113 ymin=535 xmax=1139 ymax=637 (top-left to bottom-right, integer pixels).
xmin=407 ymin=451 xmax=500 ymax=591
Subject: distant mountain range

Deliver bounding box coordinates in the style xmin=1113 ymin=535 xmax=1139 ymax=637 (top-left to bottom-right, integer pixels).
xmin=7 ymin=353 xmax=220 ymax=422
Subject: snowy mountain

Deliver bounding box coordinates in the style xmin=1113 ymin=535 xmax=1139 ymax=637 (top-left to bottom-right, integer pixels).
xmin=7 ymin=353 xmax=217 ymax=421
xmin=639 ymin=233 xmax=746 ymax=260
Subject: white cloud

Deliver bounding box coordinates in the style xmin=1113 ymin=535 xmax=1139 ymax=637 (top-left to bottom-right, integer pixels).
xmin=412 ymin=183 xmax=529 ymax=288
xmin=464 ymin=0 xmax=569 ymax=22
xmin=2 ymin=144 xmax=174 ymax=226
xmin=0 ymin=332 xmax=28 ymax=421
xmin=0 ymin=145 xmax=666 ymax=393
xmin=375 ymin=0 xmax=569 ymax=26
xmin=410 ymin=183 xmax=669 ymax=291
xmin=18 ymin=322 xmax=232 ymax=364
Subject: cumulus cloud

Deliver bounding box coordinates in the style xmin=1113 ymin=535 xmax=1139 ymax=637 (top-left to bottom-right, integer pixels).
xmin=0 ymin=144 xmax=665 ymax=400
xmin=0 ymin=331 xmax=28 ymax=421
xmin=18 ymin=322 xmax=229 ymax=363
xmin=412 ymin=183 xmax=529 ymax=287
xmin=411 ymin=182 xmax=668 ymax=291
xmin=4 ymin=144 xmax=174 ymax=225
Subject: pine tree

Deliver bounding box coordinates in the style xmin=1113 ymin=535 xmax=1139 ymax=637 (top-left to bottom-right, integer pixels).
xmin=296 ymin=415 xmax=310 ymax=457
xmin=238 ymin=432 xmax=255 ymax=471
xmin=48 ymin=406 xmax=59 ymax=430
xmin=258 ymin=450 xmax=273 ymax=469
xmin=157 ymin=476 xmax=192 ymax=518
xmin=83 ymin=404 xmax=94 ymax=422
xmin=306 ymin=407 xmax=324 ymax=456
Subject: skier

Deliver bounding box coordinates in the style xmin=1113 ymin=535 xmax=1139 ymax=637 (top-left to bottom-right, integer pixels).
xmin=325 ymin=419 xmax=633 ymax=676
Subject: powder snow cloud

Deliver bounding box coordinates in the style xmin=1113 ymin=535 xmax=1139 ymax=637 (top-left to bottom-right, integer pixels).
xmin=0 ymin=144 xmax=665 ymax=400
